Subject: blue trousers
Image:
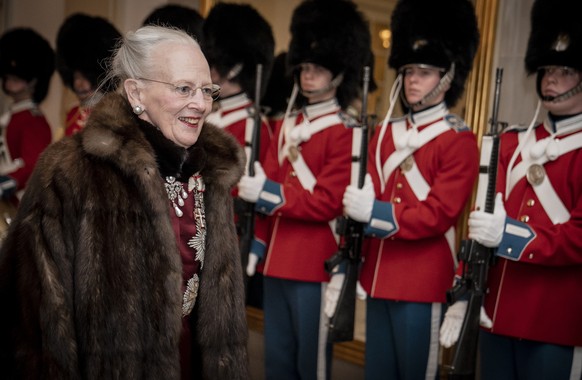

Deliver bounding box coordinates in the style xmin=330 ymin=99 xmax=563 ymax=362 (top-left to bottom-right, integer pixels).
xmin=365 ymin=298 xmax=443 ymax=380
xmin=263 ymin=277 xmax=332 ymax=380
xmin=480 ymin=330 xmax=582 ymax=380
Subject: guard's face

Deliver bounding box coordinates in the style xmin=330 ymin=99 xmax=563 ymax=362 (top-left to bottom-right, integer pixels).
xmin=402 ymin=65 xmax=446 ymax=111
xmin=73 ymin=71 xmax=94 ymax=103
xmin=2 ymin=74 xmax=32 ymax=102
xmin=540 ymin=66 xmax=582 ymax=115
xmin=299 ymin=63 xmax=335 ymax=103
xmin=136 ymin=42 xmax=214 ymax=148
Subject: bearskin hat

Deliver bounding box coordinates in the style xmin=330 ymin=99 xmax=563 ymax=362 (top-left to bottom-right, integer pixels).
xmin=525 ymin=0 xmax=582 ymax=73
xmin=56 ymin=13 xmax=121 ymax=92
xmin=288 ymin=0 xmax=375 ymax=109
xmin=388 ymin=0 xmax=479 ymax=107
xmin=142 ymin=4 xmax=204 ymax=41
xmin=202 ymin=3 xmax=274 ymax=98
xmin=0 ymin=27 xmax=55 ymax=103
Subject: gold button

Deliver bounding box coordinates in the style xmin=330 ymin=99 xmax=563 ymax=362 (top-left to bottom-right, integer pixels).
xmin=396 ymin=183 xmax=403 ymax=189
xmin=507 ymin=247 xmax=512 ymax=253
xmin=527 ymin=199 xmax=535 ymax=207
xmin=520 ymin=215 xmax=530 ymax=223
xmin=393 ymin=197 xmax=401 ymax=204
xmin=290 ymin=171 xmax=297 ymax=178
xmin=528 ymin=253 xmax=534 ymax=259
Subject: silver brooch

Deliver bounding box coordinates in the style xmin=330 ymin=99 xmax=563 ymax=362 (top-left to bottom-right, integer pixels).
xmin=165 ymin=176 xmax=188 ymax=217
xmin=182 ymin=274 xmax=200 ymax=317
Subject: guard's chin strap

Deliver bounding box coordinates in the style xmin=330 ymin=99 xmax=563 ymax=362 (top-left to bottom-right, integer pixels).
xmin=401 ymin=63 xmax=455 ymax=109
xmin=299 ymin=73 xmax=344 ymax=97
xmin=226 ymin=63 xmax=243 ymax=80
xmin=541 ymin=79 xmax=582 ymax=103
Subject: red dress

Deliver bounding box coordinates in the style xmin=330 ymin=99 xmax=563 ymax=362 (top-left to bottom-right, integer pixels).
xmin=166 ymin=174 xmax=205 ymax=379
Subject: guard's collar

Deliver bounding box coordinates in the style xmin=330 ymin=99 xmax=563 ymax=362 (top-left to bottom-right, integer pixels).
xmin=304 ymin=98 xmax=340 ymax=120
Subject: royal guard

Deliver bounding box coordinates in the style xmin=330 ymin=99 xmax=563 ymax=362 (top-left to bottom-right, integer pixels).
xmin=442 ymin=0 xmax=582 ymax=378
xmin=56 ymin=13 xmax=120 ymax=137
xmin=237 ymin=0 xmax=374 ymax=378
xmin=201 ymin=2 xmax=276 ymax=308
xmin=342 ymin=0 xmax=480 ymax=378
xmin=0 ymin=28 xmax=54 ymax=203
xmin=202 ymin=2 xmax=275 ymax=165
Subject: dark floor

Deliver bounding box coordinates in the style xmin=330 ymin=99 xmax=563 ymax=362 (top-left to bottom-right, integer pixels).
xmin=248 ymin=329 xmax=365 ymax=380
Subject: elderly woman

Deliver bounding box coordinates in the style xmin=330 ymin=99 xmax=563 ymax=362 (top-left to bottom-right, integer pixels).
xmin=0 ymin=26 xmax=249 ymax=379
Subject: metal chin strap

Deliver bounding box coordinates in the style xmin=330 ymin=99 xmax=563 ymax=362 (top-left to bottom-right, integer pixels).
xmin=541 ymin=79 xmax=582 ymax=103
xmin=299 ymin=73 xmax=344 ymax=97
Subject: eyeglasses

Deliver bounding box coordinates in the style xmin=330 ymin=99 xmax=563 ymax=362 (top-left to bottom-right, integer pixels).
xmin=539 ymin=66 xmax=580 ymax=79
xmin=138 ymin=77 xmax=221 ymax=101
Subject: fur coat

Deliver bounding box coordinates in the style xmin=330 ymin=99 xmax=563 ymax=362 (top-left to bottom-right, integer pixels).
xmin=0 ymin=93 xmax=249 ymax=379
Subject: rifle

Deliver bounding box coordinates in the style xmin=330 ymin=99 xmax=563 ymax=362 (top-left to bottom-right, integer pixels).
xmin=324 ymin=66 xmax=371 ymax=343
xmin=238 ymin=64 xmax=263 ymax=272
xmin=444 ymin=68 xmax=505 ymax=379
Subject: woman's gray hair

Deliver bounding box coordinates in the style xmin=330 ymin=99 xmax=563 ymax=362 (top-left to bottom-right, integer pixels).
xmin=99 ymin=25 xmax=198 ymax=95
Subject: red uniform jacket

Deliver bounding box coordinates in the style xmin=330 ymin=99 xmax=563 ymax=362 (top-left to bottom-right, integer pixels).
xmin=206 ymin=93 xmax=272 ymax=166
xmin=484 ymin=115 xmax=582 ymax=347
xmin=4 ymin=101 xmax=52 ymax=190
xmin=65 ymin=105 xmax=91 ymax=136
xmin=361 ymin=103 xmax=479 ymax=303
xmin=254 ymin=99 xmax=355 ymax=282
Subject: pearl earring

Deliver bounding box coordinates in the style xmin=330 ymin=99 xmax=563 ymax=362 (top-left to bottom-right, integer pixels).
xmin=133 ymin=105 xmax=144 ymax=115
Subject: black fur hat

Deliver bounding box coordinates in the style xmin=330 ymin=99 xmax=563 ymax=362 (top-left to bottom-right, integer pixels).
xmin=0 ymin=27 xmax=55 ymax=103
xmin=142 ymin=4 xmax=204 ymax=41
xmin=56 ymin=13 xmax=121 ymax=92
xmin=202 ymin=3 xmax=275 ymax=98
xmin=288 ymin=0 xmax=375 ymax=109
xmin=388 ymin=0 xmax=479 ymax=107
xmin=525 ymin=0 xmax=582 ymax=73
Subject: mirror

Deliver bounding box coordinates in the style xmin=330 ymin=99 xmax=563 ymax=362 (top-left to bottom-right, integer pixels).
xmin=201 ymin=0 xmax=503 ymax=367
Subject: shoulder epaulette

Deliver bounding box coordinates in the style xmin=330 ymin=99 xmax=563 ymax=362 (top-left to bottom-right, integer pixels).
xmin=339 ymin=111 xmax=359 ymax=129
xmin=444 ymin=114 xmax=470 ymax=132
xmin=390 ymin=115 xmax=407 ymax=124
xmin=502 ymin=123 xmax=529 ymax=134
xmin=30 ymin=107 xmax=43 ymax=117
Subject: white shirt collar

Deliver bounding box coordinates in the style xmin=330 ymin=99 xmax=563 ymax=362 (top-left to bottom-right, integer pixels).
xmin=304 ymin=98 xmax=340 ymax=120
xmin=408 ymin=102 xmax=448 ymax=126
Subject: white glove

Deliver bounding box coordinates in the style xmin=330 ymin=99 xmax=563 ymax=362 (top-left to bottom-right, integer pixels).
xmin=468 ymin=192 xmax=506 ymax=248
xmin=356 ymin=281 xmax=367 ymax=300
xmin=439 ymin=300 xmax=493 ymax=348
xmin=246 ymin=253 xmax=259 ymax=277
xmin=342 ymin=173 xmax=375 ymax=223
xmin=324 ymin=273 xmax=345 ymax=318
xmin=238 ymin=161 xmax=267 ymax=203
